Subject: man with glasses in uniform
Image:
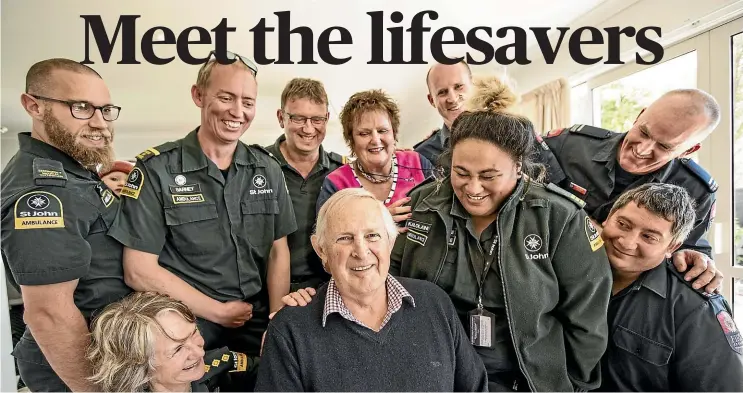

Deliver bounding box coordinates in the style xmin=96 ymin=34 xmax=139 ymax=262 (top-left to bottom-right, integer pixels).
xmin=1 ymin=58 xmax=131 ymax=391
xmin=265 ymin=78 xmax=346 ymax=292
xmin=108 ymin=50 xmax=296 ymax=389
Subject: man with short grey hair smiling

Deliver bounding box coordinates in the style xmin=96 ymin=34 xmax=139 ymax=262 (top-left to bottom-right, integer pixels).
xmin=598 ymin=183 xmax=743 ymax=391
xmin=256 ymin=188 xmax=488 ymax=392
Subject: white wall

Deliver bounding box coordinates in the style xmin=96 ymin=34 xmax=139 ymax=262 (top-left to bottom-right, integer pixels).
xmin=509 ymin=0 xmax=743 ymax=93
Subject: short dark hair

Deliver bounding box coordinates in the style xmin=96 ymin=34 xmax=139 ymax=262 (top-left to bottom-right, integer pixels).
xmin=280 ymin=78 xmax=328 ymax=110
xmin=608 ymin=183 xmax=697 ymax=244
xmin=25 ymin=58 xmax=102 ymax=95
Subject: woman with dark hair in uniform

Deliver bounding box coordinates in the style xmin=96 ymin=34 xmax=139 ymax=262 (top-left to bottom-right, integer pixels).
xmin=387 ymin=77 xmax=613 ymax=392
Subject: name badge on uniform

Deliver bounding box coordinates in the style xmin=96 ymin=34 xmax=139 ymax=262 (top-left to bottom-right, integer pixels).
xmin=468 ymin=308 xmax=496 ymax=348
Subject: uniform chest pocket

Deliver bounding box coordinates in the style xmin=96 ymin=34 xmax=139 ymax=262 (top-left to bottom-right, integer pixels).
xmin=164 ymin=202 xmax=219 ymax=226
xmin=613 ymin=325 xmax=673 ymax=366
xmin=241 ymin=198 xmax=279 ymax=246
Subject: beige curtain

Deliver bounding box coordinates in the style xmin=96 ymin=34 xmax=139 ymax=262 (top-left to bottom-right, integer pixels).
xmin=515 ymin=78 xmax=571 ymax=135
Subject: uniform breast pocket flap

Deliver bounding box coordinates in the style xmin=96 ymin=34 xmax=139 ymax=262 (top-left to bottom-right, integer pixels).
xmin=241 ymin=198 xmax=279 ymax=215
xmin=164 ymin=202 xmax=219 ymax=226
xmin=613 ymin=325 xmax=673 ymax=366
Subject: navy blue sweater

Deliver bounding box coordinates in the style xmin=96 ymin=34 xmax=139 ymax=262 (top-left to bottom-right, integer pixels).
xmin=255 ymin=277 xmax=488 ymax=392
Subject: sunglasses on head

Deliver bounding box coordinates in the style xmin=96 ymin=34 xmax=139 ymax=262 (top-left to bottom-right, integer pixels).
xmin=204 ymin=50 xmax=258 ymax=76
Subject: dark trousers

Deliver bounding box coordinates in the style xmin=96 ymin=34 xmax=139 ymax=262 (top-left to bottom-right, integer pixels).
xmin=196 ymin=297 xmax=269 ymax=391
xmin=13 ymin=332 xmax=70 ymax=392
xmin=16 ymin=359 xmax=69 ymax=392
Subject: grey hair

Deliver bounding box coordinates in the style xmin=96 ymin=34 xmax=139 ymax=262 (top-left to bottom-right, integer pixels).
xmin=87 ymin=292 xmax=198 ymax=392
xmin=608 ymin=183 xmax=697 ymax=245
xmin=314 ymin=188 xmax=399 ymax=248
xmin=660 ymin=88 xmax=721 ymax=141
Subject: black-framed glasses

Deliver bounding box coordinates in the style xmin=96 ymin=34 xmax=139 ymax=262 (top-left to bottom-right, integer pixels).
xmin=283 ymin=111 xmax=328 ymax=126
xmin=30 ymin=95 xmax=121 ymax=121
xmin=203 ymin=50 xmax=258 ymax=77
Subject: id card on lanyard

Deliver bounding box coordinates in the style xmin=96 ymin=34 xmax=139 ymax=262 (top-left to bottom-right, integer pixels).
xmin=469 ymin=237 xmax=498 ymax=348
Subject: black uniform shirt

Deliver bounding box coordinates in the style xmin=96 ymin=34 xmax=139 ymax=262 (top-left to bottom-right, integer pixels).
xmin=264 ymin=135 xmax=344 ymax=282
xmin=1 ymin=133 xmax=131 ymax=316
xmin=414 ymin=124 xmax=449 ymax=168
xmin=109 ymin=128 xmax=297 ymax=302
xmin=540 ymin=125 xmax=717 ymax=256
xmin=1 ymin=133 xmax=132 ymax=364
xmin=600 ymin=260 xmax=743 ymax=391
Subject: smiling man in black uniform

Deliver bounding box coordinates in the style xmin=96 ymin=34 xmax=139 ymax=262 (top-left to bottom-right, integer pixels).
xmin=599 ymin=183 xmax=743 ymax=391
xmin=1 ymin=58 xmax=131 ymax=391
xmin=539 ymin=89 xmax=723 ymax=293
xmin=108 ymin=52 xmax=296 ymax=390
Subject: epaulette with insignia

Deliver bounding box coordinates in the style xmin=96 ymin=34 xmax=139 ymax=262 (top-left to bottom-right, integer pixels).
xmin=32 ymin=158 xmax=67 ymax=187
xmin=135 ymin=142 xmax=177 ymax=162
xmin=328 ymin=151 xmax=348 ymax=165
xmin=567 ymin=124 xmax=612 ymax=139
xmin=545 ymin=182 xmax=586 ymax=208
xmin=196 ymin=347 xmax=257 ymax=386
xmin=679 ymin=158 xmax=718 ymax=192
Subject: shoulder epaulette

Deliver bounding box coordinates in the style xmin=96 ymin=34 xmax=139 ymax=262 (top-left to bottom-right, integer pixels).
xmin=32 ymin=158 xmax=67 ymax=187
xmin=250 ymin=144 xmax=274 ymax=157
xmin=413 ymin=128 xmax=439 ymax=149
xmin=545 ymin=182 xmax=586 ymax=208
xmin=679 ymin=158 xmax=718 ymax=192
xmin=665 ymin=261 xmax=712 ymax=300
xmin=250 ymin=143 xmax=282 ymax=165
xmin=197 ymin=347 xmax=255 ymax=385
xmin=135 ymin=142 xmax=177 ymax=162
xmin=567 ymin=124 xmax=612 ymax=139
xmin=328 ymin=151 xmax=348 ymax=165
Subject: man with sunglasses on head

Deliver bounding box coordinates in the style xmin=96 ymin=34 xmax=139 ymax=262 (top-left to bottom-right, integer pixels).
xmin=1 ymin=58 xmax=132 ymax=391
xmin=108 ymin=50 xmax=296 ymax=390
xmin=265 ymin=78 xmax=347 ymax=292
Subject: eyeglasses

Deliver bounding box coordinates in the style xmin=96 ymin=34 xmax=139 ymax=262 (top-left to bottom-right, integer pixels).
xmin=283 ymin=111 xmax=328 ymax=126
xmin=30 ymin=95 xmax=121 ymax=121
xmin=203 ymin=50 xmax=258 ymax=77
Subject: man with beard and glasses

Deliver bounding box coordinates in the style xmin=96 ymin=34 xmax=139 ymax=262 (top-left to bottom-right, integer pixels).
xmin=108 ymin=50 xmax=296 ymax=391
xmin=413 ymin=60 xmax=473 ymax=169
xmin=538 ymin=89 xmax=724 ymax=295
xmin=1 ymin=58 xmax=131 ymax=391
xmin=265 ymin=78 xmax=347 ymax=292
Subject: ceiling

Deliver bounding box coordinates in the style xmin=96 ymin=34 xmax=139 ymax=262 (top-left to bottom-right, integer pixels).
xmin=1 ymin=0 xmax=610 ymax=158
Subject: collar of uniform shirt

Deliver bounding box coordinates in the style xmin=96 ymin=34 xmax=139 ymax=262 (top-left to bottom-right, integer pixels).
xmin=440 ymin=124 xmax=450 ymax=146
xmin=322 ymin=275 xmax=415 ymax=329
xmin=272 ymin=134 xmax=332 ymax=170
xmin=617 ymin=259 xmax=669 ymax=299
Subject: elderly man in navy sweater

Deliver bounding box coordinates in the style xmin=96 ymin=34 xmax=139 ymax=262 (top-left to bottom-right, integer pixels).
xmin=255 ymin=188 xmax=488 ymax=392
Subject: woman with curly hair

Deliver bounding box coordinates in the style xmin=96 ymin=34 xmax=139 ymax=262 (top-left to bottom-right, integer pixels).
xmin=316 ymin=89 xmax=435 ymax=229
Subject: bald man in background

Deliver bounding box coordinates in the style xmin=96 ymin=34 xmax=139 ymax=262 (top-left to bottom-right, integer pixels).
xmin=413 ymin=61 xmax=473 ymax=167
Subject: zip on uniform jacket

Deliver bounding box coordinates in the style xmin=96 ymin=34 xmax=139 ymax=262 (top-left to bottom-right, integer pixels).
xmin=495 ymin=183 xmax=537 ymax=392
